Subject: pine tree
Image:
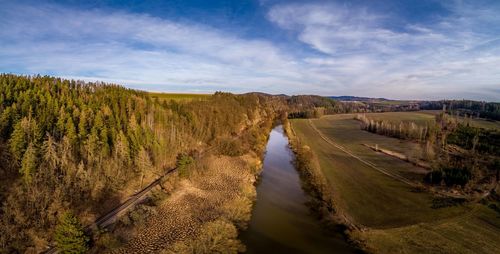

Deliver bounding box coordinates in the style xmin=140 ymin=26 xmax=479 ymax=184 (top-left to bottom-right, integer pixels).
xmin=20 ymin=142 xmax=38 ymax=183
xmin=66 ymin=117 xmax=78 ymax=147
xmin=54 ymin=211 xmax=89 ymax=254
xmin=115 ymin=130 xmax=130 ymax=166
xmin=9 ymin=120 xmax=27 ymax=163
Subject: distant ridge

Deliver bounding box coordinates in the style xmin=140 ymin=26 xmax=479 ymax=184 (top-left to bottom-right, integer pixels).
xmin=243 ymin=92 xmax=288 ymax=97
xmin=328 ymin=96 xmax=391 ymax=102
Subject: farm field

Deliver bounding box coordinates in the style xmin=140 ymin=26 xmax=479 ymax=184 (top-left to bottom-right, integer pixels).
xmin=290 ymin=116 xmax=500 ymax=253
xmin=363 ymin=110 xmax=500 ymax=130
xmin=359 ymin=111 xmax=435 ymax=126
xmin=355 ymin=204 xmax=500 ymax=254
xmin=313 ymin=114 xmax=428 ymax=179
xmin=291 ymin=117 xmax=465 ymax=228
xmin=148 ymin=92 xmax=212 ymax=101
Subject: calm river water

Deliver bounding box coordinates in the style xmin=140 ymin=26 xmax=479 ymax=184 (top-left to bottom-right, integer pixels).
xmin=240 ymin=125 xmax=356 ymax=254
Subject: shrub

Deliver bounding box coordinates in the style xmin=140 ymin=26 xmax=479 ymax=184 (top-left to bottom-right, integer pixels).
xmin=168 ymin=219 xmax=245 ymax=254
xmin=424 ymin=170 xmax=443 ymax=185
xmin=94 ymin=232 xmax=122 ymax=250
xmin=216 ymin=138 xmax=246 ymax=157
xmin=176 ymin=154 xmax=195 ymax=178
xmin=442 ymin=167 xmax=471 ymax=187
xmin=127 ymin=205 xmax=157 ymax=226
xmin=431 ymin=197 xmax=466 ymax=209
xmin=222 ymin=196 xmax=253 ymax=230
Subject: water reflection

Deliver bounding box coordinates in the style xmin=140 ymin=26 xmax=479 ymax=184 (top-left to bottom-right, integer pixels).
xmin=240 ymin=126 xmax=355 ymax=254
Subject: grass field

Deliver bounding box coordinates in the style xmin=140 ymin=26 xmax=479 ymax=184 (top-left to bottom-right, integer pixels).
xmin=291 ymin=116 xmax=500 ymax=253
xmin=356 ymin=203 xmax=500 ymax=254
xmin=148 ymin=92 xmax=211 ymax=101
xmin=359 ymin=111 xmax=435 ymax=126
xmin=314 ymin=114 xmax=428 ymax=176
xmin=363 ymin=110 xmax=500 ymax=130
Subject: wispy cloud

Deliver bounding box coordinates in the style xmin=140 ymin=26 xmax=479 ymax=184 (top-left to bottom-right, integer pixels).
xmin=267 ymin=1 xmax=500 ymax=101
xmin=0 ymin=3 xmax=309 ymax=93
xmin=0 ymin=1 xmax=499 ymax=100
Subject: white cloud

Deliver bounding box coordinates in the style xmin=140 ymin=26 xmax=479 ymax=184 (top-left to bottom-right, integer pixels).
xmin=0 ymin=3 xmax=309 ymax=93
xmin=0 ymin=1 xmax=499 ymax=101
xmin=267 ymin=2 xmax=500 ymax=101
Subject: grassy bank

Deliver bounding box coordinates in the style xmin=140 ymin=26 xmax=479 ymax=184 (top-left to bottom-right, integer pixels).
xmin=290 ymin=116 xmax=500 ymax=253
xmin=283 ymin=119 xmax=363 ymax=249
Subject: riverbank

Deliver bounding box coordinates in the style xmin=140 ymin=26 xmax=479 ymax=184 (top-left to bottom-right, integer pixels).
xmin=241 ymin=125 xmax=356 ymax=253
xmin=283 ymin=120 xmax=365 ymax=250
xmin=289 ymin=116 xmax=500 ymax=254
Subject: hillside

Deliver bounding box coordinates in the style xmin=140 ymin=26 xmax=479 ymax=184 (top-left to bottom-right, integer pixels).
xmin=0 ymin=74 xmax=281 ymax=252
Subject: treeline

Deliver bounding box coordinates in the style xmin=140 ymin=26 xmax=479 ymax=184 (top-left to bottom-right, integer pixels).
xmin=286 ymin=95 xmax=374 ymax=119
xmin=355 ymin=112 xmax=499 ymax=188
xmin=355 ymin=114 xmax=437 ymax=143
xmin=0 ymin=74 xmax=280 ymax=252
xmin=356 ymin=113 xmax=500 ymax=156
xmin=419 ymin=100 xmax=500 ymax=121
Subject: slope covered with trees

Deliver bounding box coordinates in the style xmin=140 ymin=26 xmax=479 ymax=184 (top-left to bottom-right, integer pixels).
xmin=0 ymin=74 xmax=280 ymax=252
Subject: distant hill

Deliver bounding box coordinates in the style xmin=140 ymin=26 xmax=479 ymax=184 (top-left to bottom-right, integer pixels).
xmin=328 ymin=96 xmax=392 ymax=102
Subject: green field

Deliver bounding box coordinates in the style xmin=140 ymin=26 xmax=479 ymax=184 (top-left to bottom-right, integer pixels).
xmin=315 ymin=114 xmax=428 ymax=176
xmin=291 ymin=116 xmax=500 ymax=253
xmin=363 ymin=110 xmax=500 ymax=130
xmin=356 ymin=204 xmax=500 ymax=254
xmin=148 ymin=92 xmax=212 ymax=101
xmin=360 ymin=111 xmax=435 ymax=126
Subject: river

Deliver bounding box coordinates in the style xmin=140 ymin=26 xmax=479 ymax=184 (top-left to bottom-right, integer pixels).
xmin=240 ymin=125 xmax=356 ymax=254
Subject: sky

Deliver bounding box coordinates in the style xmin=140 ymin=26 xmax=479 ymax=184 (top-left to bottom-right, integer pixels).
xmin=0 ymin=0 xmax=499 ymax=101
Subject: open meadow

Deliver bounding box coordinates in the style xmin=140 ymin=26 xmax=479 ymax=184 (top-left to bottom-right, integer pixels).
xmin=290 ymin=116 xmax=500 ymax=253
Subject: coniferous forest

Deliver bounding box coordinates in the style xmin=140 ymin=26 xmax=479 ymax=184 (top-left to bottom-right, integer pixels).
xmin=0 ymin=74 xmax=283 ymax=252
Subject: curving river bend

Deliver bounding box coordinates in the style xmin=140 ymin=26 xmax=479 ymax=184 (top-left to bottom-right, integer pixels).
xmin=240 ymin=125 xmax=356 ymax=254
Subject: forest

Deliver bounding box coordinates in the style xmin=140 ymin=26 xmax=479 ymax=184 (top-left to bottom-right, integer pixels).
xmin=419 ymin=100 xmax=500 ymax=121
xmin=0 ymin=74 xmax=285 ymax=252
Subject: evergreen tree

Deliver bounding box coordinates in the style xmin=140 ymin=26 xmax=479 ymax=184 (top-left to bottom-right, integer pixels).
xmin=54 ymin=212 xmax=89 ymax=254
xmin=20 ymin=142 xmax=38 ymax=183
xmin=9 ymin=120 xmax=27 ymax=163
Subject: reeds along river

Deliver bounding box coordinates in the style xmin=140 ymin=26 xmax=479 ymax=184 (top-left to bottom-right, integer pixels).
xmin=240 ymin=125 xmax=356 ymax=254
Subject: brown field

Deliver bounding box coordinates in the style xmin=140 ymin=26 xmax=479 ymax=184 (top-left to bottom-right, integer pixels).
xmin=108 ymin=154 xmax=261 ymax=253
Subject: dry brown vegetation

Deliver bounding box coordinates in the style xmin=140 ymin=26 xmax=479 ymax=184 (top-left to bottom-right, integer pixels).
xmin=106 ymin=154 xmax=261 ymax=254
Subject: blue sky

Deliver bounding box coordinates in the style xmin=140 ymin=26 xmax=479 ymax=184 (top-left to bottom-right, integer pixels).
xmin=1 ymin=0 xmax=499 ymax=101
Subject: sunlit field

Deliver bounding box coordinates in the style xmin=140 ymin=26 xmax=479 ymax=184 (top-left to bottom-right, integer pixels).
xmin=291 ymin=116 xmax=500 ymax=253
